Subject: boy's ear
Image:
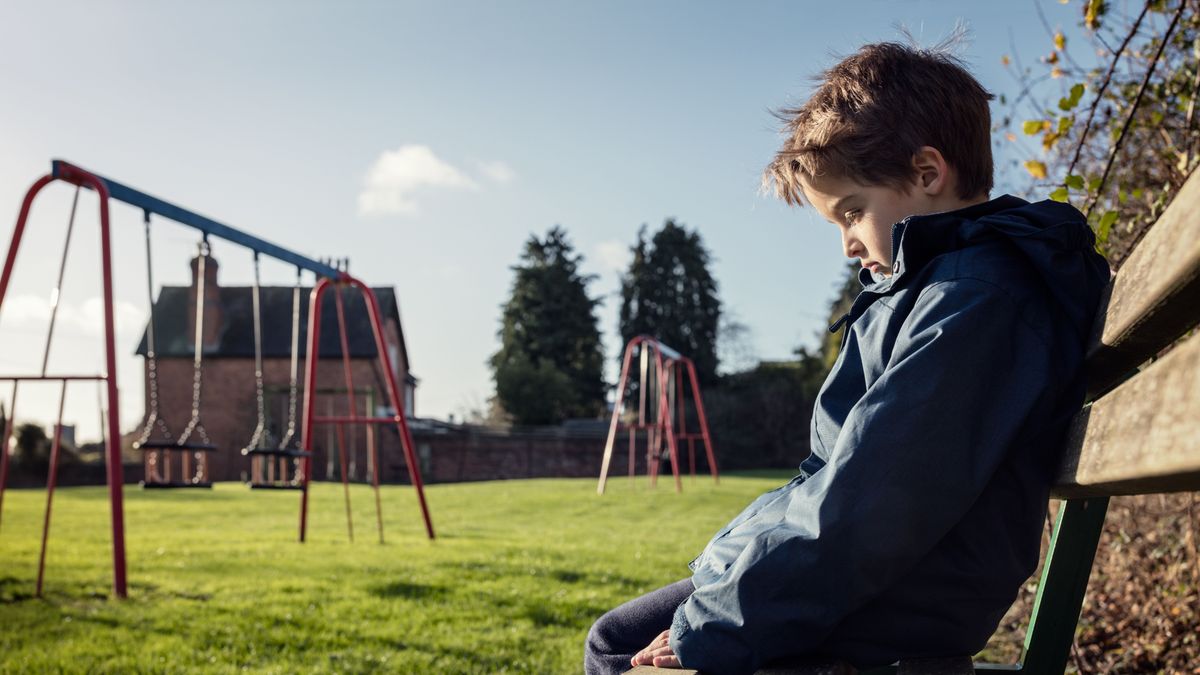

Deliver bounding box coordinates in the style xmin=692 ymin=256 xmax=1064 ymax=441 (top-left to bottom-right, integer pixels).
xmin=911 ymin=146 xmax=950 ymax=196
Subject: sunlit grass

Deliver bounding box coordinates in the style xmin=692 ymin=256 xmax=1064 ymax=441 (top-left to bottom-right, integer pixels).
xmin=0 ymin=473 xmax=790 ymax=673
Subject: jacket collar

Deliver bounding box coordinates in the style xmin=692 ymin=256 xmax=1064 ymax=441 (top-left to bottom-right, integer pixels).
xmin=828 ymin=194 xmax=1029 ymax=333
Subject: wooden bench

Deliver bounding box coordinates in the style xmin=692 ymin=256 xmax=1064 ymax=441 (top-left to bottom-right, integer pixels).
xmin=631 ymin=173 xmax=1200 ymax=675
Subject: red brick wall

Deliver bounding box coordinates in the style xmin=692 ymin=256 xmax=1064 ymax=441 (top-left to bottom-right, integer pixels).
xmin=398 ymin=427 xmax=693 ymax=485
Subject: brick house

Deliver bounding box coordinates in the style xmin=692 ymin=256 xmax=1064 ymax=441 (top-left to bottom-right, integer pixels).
xmin=134 ymin=253 xmax=417 ymax=483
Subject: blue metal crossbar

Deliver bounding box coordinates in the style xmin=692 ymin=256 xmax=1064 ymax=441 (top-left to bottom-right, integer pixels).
xmin=51 ymin=159 xmax=341 ymax=279
xmin=651 ymin=339 xmax=683 ymax=361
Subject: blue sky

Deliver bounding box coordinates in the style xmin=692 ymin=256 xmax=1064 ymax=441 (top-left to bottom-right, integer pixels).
xmin=0 ymin=1 xmax=1090 ymax=439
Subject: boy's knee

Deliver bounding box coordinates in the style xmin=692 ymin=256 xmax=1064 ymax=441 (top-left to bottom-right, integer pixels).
xmin=585 ymin=610 xmax=618 ymax=655
xmin=584 ymin=614 xmax=616 ymax=674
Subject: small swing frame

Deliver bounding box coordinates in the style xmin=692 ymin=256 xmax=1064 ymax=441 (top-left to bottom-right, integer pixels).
xmin=596 ymin=335 xmax=719 ymax=495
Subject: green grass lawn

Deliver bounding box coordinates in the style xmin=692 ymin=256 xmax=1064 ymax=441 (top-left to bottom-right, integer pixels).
xmin=0 ymin=473 xmax=794 ymax=673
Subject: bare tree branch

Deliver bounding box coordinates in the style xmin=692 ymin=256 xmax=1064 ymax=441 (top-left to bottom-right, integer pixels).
xmin=1085 ymin=1 xmax=1186 ymax=218
xmin=1067 ymin=2 xmax=1154 ymax=180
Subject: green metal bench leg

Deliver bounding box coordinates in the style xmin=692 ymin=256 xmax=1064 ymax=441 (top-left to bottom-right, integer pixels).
xmin=1018 ymin=497 xmax=1109 ymax=674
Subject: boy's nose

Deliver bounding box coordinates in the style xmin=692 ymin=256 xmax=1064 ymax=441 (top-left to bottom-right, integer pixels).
xmin=842 ymin=231 xmax=863 ymax=260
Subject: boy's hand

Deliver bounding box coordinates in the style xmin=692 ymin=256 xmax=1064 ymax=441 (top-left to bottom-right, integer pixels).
xmin=630 ymin=629 xmax=682 ymax=668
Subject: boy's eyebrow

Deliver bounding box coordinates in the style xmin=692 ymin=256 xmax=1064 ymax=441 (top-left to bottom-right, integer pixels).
xmin=831 ymin=194 xmax=858 ymax=216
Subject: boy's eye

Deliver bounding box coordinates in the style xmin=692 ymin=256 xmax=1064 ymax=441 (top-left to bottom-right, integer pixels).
xmin=844 ymin=209 xmax=861 ymax=224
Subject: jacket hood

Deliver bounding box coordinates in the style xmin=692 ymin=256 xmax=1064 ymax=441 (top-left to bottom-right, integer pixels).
xmin=838 ymin=195 xmax=1112 ymax=345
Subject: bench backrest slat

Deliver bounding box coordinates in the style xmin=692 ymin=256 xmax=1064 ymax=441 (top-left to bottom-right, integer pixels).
xmin=1052 ymin=169 xmax=1200 ymax=496
xmin=1054 ymin=328 xmax=1200 ymax=498
xmin=1083 ymin=172 xmax=1200 ymax=401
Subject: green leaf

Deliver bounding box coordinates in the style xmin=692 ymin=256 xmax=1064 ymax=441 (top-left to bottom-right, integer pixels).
xmin=1059 ymin=83 xmax=1086 ymax=110
xmin=1065 ymin=174 xmax=1085 ymax=190
xmin=1088 ymin=176 xmax=1104 ymax=192
xmin=1058 ymin=116 xmax=1073 ymax=134
xmin=1097 ymin=210 xmax=1119 ymax=243
xmin=1022 ymin=120 xmax=1045 ymax=135
xmin=1049 ymin=187 xmax=1070 ymax=203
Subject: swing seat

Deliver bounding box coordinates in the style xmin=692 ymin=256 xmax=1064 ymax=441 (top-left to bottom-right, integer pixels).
xmin=136 ymin=441 xmax=218 ymax=452
xmin=244 ymin=447 xmax=310 ymax=490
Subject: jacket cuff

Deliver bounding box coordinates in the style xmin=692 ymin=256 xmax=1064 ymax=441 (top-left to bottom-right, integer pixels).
xmin=670 ymin=599 xmax=755 ymax=675
xmin=668 ymin=602 xmax=694 ymax=666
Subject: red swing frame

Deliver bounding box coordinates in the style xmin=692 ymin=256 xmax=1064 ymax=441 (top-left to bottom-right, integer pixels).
xmin=297 ymin=276 xmax=435 ymax=541
xmin=596 ymin=335 xmax=719 ymax=495
xmin=0 ymin=166 xmax=128 ymax=597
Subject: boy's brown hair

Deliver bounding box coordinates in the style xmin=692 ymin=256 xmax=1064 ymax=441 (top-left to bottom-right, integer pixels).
xmin=765 ymin=41 xmax=994 ymax=205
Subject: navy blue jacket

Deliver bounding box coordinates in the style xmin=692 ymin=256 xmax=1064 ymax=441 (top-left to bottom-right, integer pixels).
xmin=669 ymin=195 xmax=1111 ymax=673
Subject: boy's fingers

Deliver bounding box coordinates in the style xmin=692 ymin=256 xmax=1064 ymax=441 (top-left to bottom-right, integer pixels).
xmin=652 ymin=654 xmax=682 ymax=668
xmin=641 ymin=646 xmax=674 ymax=661
xmin=631 ymin=629 xmax=674 ymax=666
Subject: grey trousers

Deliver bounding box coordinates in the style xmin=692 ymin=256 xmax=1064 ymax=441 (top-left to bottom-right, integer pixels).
xmin=584 ymin=578 xmax=695 ymax=675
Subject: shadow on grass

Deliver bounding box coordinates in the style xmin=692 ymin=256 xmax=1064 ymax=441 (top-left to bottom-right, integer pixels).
xmin=519 ymin=599 xmax=608 ymax=628
xmin=0 ymin=575 xmax=112 ymax=604
xmin=0 ymin=575 xmax=36 ymax=603
xmin=168 ymin=589 xmax=212 ymax=601
xmin=369 ymin=580 xmax=448 ymax=600
xmin=450 ymin=560 xmax=642 ymax=587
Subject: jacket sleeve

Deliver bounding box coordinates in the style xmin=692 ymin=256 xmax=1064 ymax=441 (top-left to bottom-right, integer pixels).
xmin=669 ymin=278 xmax=1054 ymax=674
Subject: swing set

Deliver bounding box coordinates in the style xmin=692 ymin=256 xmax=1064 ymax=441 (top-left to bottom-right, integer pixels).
xmin=596 ymin=335 xmax=719 ymax=495
xmin=0 ymin=160 xmax=434 ymax=598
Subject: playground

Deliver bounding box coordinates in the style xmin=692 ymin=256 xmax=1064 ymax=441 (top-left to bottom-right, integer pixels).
xmin=3 ymin=4 xmax=1198 ymax=673
xmin=0 ymin=476 xmax=790 ymax=673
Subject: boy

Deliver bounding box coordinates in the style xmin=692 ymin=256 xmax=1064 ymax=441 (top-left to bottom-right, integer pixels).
xmin=584 ymin=42 xmax=1110 ymax=674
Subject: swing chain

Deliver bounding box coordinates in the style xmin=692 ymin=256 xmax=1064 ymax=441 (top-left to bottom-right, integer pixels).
xmin=134 ymin=210 xmax=173 ymax=448
xmin=41 ymin=185 xmax=81 ymax=377
xmin=178 ymin=236 xmax=211 ymax=447
xmin=278 ymin=267 xmax=303 ymax=450
xmin=243 ymin=251 xmax=268 ymax=452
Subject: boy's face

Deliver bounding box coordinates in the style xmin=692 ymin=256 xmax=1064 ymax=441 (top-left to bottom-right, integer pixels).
xmin=799 ymin=171 xmax=932 ymax=278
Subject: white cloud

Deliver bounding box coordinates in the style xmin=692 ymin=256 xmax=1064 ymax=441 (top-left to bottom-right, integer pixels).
xmin=476 ymin=159 xmax=515 ymax=184
xmin=77 ymin=297 xmax=145 ymax=338
xmin=357 ymin=145 xmax=478 ymax=216
xmin=1 ymin=293 xmax=144 ymax=339
xmin=594 ymin=240 xmax=630 ymax=273
xmin=1 ymin=294 xmax=51 ymax=323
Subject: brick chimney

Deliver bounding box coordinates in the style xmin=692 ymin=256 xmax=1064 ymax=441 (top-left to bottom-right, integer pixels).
xmin=187 ymin=252 xmax=222 ymax=351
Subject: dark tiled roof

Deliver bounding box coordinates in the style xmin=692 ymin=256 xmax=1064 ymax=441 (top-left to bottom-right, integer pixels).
xmin=135 ymin=286 xmax=408 ymax=362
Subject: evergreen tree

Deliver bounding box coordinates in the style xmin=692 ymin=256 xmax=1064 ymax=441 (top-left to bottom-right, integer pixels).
xmin=820 ymin=262 xmax=863 ymax=370
xmin=490 ymin=226 xmax=605 ymax=425
xmin=14 ymin=422 xmax=48 ymax=472
xmin=619 ymin=219 xmax=721 ymax=383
